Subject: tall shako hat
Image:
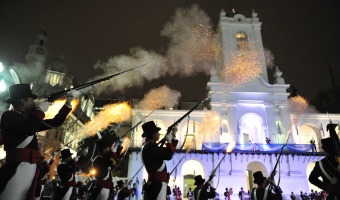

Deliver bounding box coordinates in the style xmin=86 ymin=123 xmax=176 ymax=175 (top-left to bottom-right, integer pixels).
xmin=253 ymin=171 xmax=266 ymax=184
xmin=194 ymin=175 xmax=205 ymax=185
xmin=60 ymin=149 xmax=73 ymax=160
xmin=5 ymin=83 xmax=37 ymax=103
xmin=141 ymin=121 xmax=161 ymax=138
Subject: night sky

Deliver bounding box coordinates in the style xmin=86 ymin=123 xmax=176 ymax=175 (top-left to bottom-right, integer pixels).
xmin=0 ymin=0 xmax=339 ymax=102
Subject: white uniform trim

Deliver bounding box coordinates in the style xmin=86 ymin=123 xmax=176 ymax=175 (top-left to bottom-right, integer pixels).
xmin=196 ymin=189 xmax=202 ymax=200
xmin=17 ymin=135 xmax=34 ymax=148
xmin=319 ymin=161 xmax=337 ymax=184
xmin=0 ymin=162 xmax=36 ymax=200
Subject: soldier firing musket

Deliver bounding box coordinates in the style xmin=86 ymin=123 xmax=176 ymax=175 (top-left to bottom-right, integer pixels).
xmin=45 ymin=64 xmax=145 ymax=102
xmin=157 ymin=92 xmax=215 ymax=147
xmin=193 ymin=142 xmax=235 ymax=200
xmin=249 ymin=136 xmax=288 ymax=200
xmin=264 ymin=134 xmax=291 ymax=194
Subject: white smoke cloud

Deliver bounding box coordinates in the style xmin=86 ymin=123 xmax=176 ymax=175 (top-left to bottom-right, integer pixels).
xmin=91 ymin=5 xmax=219 ymax=95
xmin=137 ymin=85 xmax=181 ymax=110
xmin=10 ymin=60 xmax=45 ymax=85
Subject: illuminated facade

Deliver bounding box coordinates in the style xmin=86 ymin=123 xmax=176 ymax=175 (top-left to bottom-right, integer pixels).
xmin=127 ymin=10 xmax=340 ymax=199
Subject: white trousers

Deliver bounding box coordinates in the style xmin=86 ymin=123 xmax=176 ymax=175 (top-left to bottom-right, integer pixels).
xmin=155 ymin=182 xmax=167 ymax=200
xmin=0 ymin=162 xmax=37 ymax=200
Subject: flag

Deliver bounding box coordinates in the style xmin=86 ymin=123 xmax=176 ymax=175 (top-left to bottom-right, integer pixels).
xmin=277 ymin=123 xmax=282 ymax=135
xmin=220 ymin=120 xmax=223 ymax=135
xmin=320 ymin=123 xmax=325 ymax=136
xmin=295 ymin=126 xmax=299 ymax=135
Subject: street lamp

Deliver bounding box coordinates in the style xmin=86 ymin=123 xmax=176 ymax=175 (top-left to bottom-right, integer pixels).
xmin=0 ymin=62 xmax=21 ymax=93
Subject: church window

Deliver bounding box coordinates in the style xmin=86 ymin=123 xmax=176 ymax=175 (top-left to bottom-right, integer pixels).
xmin=236 ymin=32 xmax=249 ymax=50
xmin=48 ymin=72 xmax=61 ymax=86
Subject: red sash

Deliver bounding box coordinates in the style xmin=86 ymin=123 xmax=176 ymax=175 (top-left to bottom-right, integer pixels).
xmin=6 ymin=148 xmax=41 ymax=163
xmin=148 ymin=171 xmax=170 ymax=183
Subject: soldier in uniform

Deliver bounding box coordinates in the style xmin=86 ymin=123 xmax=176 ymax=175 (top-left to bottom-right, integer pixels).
xmin=141 ymin=121 xmax=178 ymax=200
xmin=0 ymin=83 xmax=73 ymax=200
xmin=89 ymin=139 xmax=122 ymax=200
xmin=193 ymin=175 xmax=216 ymax=200
xmin=250 ymin=171 xmax=282 ymax=200
xmin=55 ymin=149 xmax=86 ymax=200
xmin=35 ymin=153 xmax=56 ymax=200
xmin=309 ymin=137 xmax=340 ymax=199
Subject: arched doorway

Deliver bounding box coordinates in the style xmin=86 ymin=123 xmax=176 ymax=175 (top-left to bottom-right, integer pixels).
xmin=300 ymin=124 xmax=321 ymax=151
xmin=239 ymin=113 xmax=265 ymax=144
xmin=246 ymin=161 xmax=267 ymax=190
xmin=181 ymin=160 xmax=205 ymax=199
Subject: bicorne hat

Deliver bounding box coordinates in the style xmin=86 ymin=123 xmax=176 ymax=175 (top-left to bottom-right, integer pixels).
xmin=141 ymin=121 xmax=161 ymax=138
xmin=194 ymin=175 xmax=205 ymax=185
xmin=5 ymin=84 xmax=37 ymax=104
xmin=253 ymin=171 xmax=266 ymax=184
xmin=60 ymin=149 xmax=73 ymax=160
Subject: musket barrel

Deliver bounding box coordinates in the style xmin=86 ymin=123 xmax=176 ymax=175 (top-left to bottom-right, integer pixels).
xmin=45 ymin=64 xmax=145 ymax=102
xmin=167 ymin=92 xmax=215 ymax=132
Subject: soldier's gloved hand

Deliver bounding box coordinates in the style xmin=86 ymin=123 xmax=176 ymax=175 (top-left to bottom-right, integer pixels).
xmin=36 ymin=101 xmax=51 ymax=112
xmin=46 ymin=157 xmax=53 ymax=163
xmin=165 ymin=133 xmax=173 ymax=142
xmin=112 ymin=146 xmax=118 ymax=153
xmin=74 ymin=156 xmax=80 ymax=162
xmin=171 ymin=125 xmax=178 ymax=138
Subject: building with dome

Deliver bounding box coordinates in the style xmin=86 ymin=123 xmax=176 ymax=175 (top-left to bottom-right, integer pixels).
xmin=126 ymin=9 xmax=340 ymax=199
xmin=0 ymin=29 xmax=96 ymax=172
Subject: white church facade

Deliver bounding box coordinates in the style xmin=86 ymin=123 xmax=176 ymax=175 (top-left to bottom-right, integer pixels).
xmin=126 ymin=10 xmax=340 ymax=199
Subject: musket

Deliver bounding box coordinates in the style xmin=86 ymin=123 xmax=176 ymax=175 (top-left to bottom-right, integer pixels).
xmin=268 ymin=134 xmax=290 ymax=187
xmin=129 ymin=165 xmax=144 ymax=183
xmin=207 ymin=153 xmax=227 ymax=182
xmin=120 ymin=109 xmax=156 ymax=140
xmin=158 ymin=92 xmax=215 ymax=146
xmin=170 ymin=149 xmax=191 ymax=175
xmin=45 ymin=64 xmax=145 ymax=102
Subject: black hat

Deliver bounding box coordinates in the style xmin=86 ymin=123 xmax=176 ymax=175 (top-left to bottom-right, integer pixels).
xmin=60 ymin=149 xmax=73 ymax=160
xmin=253 ymin=171 xmax=266 ymax=184
xmin=141 ymin=121 xmax=161 ymax=138
xmin=5 ymin=84 xmax=37 ymax=104
xmin=194 ymin=175 xmax=205 ymax=185
xmin=96 ymin=139 xmax=111 ymax=152
xmin=117 ymin=180 xmax=124 ymax=188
